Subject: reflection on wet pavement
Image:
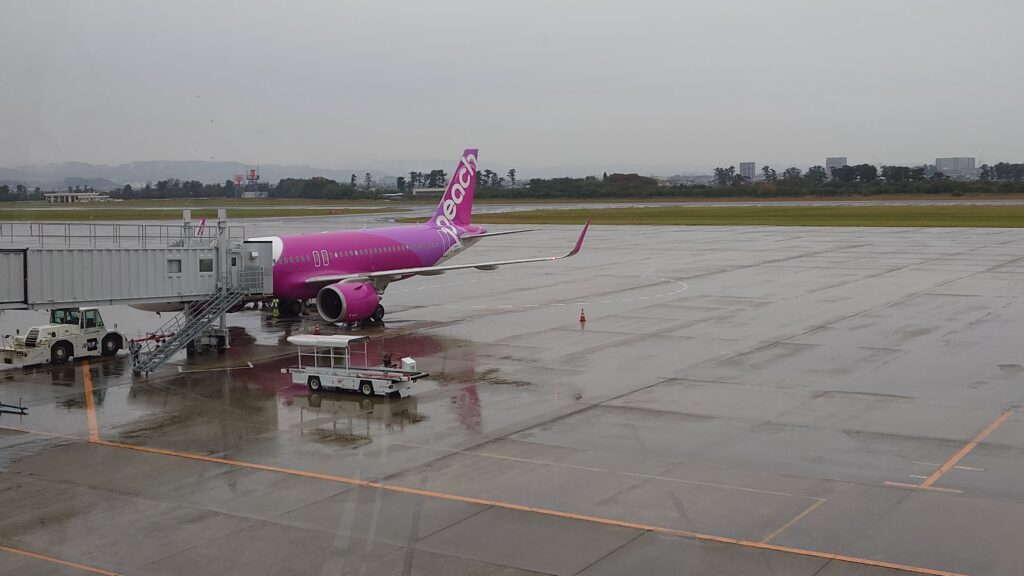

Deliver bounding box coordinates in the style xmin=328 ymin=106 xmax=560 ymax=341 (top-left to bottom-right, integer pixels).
xmin=4 ymin=224 xmax=1024 ymax=576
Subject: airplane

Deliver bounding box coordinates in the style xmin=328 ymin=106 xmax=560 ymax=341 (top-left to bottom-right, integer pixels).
xmin=239 ymin=148 xmax=590 ymax=324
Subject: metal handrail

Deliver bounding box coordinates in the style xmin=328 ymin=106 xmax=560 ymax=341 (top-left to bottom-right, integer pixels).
xmin=0 ymin=222 xmax=246 ymax=249
xmin=127 ymin=268 xmax=267 ymax=373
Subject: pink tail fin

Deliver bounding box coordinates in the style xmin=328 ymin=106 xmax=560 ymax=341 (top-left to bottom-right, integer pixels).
xmin=432 ymin=148 xmax=477 ymax=231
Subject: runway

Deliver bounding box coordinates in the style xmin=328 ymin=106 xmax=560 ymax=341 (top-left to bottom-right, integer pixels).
xmin=2 ymin=222 xmax=1024 ymax=575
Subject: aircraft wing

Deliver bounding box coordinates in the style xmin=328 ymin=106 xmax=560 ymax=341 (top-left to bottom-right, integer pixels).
xmin=304 ymin=220 xmax=589 ymax=286
xmin=462 ymin=228 xmax=538 ymax=239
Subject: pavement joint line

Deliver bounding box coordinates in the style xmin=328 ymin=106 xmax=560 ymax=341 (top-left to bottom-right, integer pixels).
xmin=86 ymin=438 xmax=968 ymax=576
xmin=175 ymin=362 xmax=255 ymax=374
xmin=760 ymin=498 xmax=827 ymax=544
xmin=883 ymin=481 xmax=964 ymax=494
xmin=73 ymin=319 xmax=969 ymax=576
xmin=885 ymin=410 xmax=1013 ymax=493
xmin=0 ymin=543 xmax=123 ymax=576
xmin=919 ymin=410 xmax=1012 ymax=489
xmin=390 ymin=440 xmax=822 ymax=501
xmin=0 ymin=425 xmax=84 ymax=442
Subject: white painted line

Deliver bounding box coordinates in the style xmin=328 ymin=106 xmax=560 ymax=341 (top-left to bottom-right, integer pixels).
xmin=909 ymin=475 xmax=928 ymax=479
xmin=912 ymin=461 xmax=942 ymax=467
xmin=954 ymin=465 xmax=985 ymax=472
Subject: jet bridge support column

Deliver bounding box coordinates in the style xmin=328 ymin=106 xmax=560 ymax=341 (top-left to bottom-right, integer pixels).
xmin=217 ymin=208 xmax=229 ymax=350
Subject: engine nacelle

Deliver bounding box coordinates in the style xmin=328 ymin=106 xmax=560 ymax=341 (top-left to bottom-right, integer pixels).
xmin=316 ymin=282 xmax=379 ymax=323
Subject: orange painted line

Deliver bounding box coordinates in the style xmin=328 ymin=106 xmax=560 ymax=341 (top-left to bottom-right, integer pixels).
xmin=920 ymin=410 xmax=1012 ymax=489
xmin=91 ymin=438 xmax=971 ymax=576
xmin=883 ymin=481 xmax=963 ymax=494
xmin=91 ymin=439 xmax=378 ymax=487
xmin=0 ymin=543 xmax=123 ymax=576
xmin=81 ymin=360 xmax=99 ymax=442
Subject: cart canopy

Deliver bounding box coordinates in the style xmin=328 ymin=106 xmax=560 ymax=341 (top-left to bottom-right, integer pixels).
xmin=287 ymin=335 xmax=368 ymax=348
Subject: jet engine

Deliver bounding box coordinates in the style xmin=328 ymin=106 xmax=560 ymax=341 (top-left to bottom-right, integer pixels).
xmin=316 ymin=282 xmax=380 ymax=323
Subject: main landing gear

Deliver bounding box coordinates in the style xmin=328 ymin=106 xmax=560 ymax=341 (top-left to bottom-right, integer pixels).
xmin=277 ymin=299 xmax=304 ymax=317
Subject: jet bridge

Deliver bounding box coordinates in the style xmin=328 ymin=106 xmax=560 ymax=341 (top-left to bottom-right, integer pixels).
xmin=0 ymin=210 xmax=273 ymax=310
xmin=0 ymin=210 xmax=276 ymax=374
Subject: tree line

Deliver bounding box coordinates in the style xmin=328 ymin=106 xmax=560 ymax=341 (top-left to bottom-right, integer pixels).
xmin=5 ymin=162 xmax=1024 ymax=202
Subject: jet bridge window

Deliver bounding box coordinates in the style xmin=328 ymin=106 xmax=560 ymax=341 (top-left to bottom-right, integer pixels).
xmin=199 ymin=258 xmax=214 ymax=273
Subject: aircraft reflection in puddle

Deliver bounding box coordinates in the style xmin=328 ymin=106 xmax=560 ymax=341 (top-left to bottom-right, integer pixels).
xmin=120 ymin=325 xmax=490 ymax=448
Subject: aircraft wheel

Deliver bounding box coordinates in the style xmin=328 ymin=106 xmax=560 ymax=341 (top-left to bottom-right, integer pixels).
xmin=359 ymin=380 xmax=374 ymax=396
xmin=371 ymin=305 xmax=385 ymax=323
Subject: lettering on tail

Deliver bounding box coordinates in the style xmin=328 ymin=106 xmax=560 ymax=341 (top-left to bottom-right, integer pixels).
xmin=435 ymin=151 xmax=477 ymax=244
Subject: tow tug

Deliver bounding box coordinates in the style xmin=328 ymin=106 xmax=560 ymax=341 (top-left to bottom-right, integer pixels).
xmin=285 ymin=335 xmax=428 ymax=397
xmin=1 ymin=307 xmax=124 ymax=367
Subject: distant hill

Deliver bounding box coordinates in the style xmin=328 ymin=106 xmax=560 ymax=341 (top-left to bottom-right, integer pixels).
xmin=62 ymin=176 xmax=120 ymax=189
xmin=0 ymin=161 xmax=369 ymax=190
xmin=0 ymin=159 xmax=717 ymax=190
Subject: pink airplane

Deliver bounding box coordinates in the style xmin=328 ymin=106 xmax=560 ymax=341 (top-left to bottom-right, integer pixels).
xmin=251 ymin=148 xmax=590 ymax=324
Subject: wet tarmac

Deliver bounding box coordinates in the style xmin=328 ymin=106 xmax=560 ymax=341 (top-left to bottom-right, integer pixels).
xmin=2 ymin=223 xmax=1024 ymax=575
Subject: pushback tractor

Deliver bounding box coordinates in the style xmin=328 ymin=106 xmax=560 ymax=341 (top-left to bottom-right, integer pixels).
xmin=1 ymin=307 xmax=124 ymax=366
xmin=285 ymin=335 xmax=428 ymax=397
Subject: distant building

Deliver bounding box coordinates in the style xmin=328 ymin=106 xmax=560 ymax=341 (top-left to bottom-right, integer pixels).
xmin=935 ymin=157 xmax=976 ymax=178
xmin=739 ymin=162 xmax=756 ymax=180
xmin=44 ymin=192 xmax=114 ymax=203
xmin=826 ymin=157 xmax=847 ymax=176
xmin=240 ymin=190 xmax=269 ymax=199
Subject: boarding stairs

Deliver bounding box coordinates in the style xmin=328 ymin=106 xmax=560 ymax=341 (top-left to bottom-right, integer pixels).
xmin=127 ymin=270 xmax=263 ymax=375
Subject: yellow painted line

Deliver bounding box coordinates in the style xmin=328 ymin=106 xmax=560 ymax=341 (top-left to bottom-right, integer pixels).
xmin=761 ymin=498 xmax=827 ymax=543
xmin=91 ymin=438 xmax=970 ymax=576
xmin=919 ymin=410 xmax=1012 ymax=489
xmin=0 ymin=543 xmax=123 ymax=576
xmin=81 ymin=360 xmax=99 ymax=442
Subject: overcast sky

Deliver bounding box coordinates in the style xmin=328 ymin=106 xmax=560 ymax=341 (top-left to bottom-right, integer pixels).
xmin=1 ymin=0 xmax=1021 ymax=174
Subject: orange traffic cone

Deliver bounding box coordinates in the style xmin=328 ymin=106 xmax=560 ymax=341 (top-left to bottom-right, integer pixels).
xmin=579 ymin=308 xmax=587 ymax=323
